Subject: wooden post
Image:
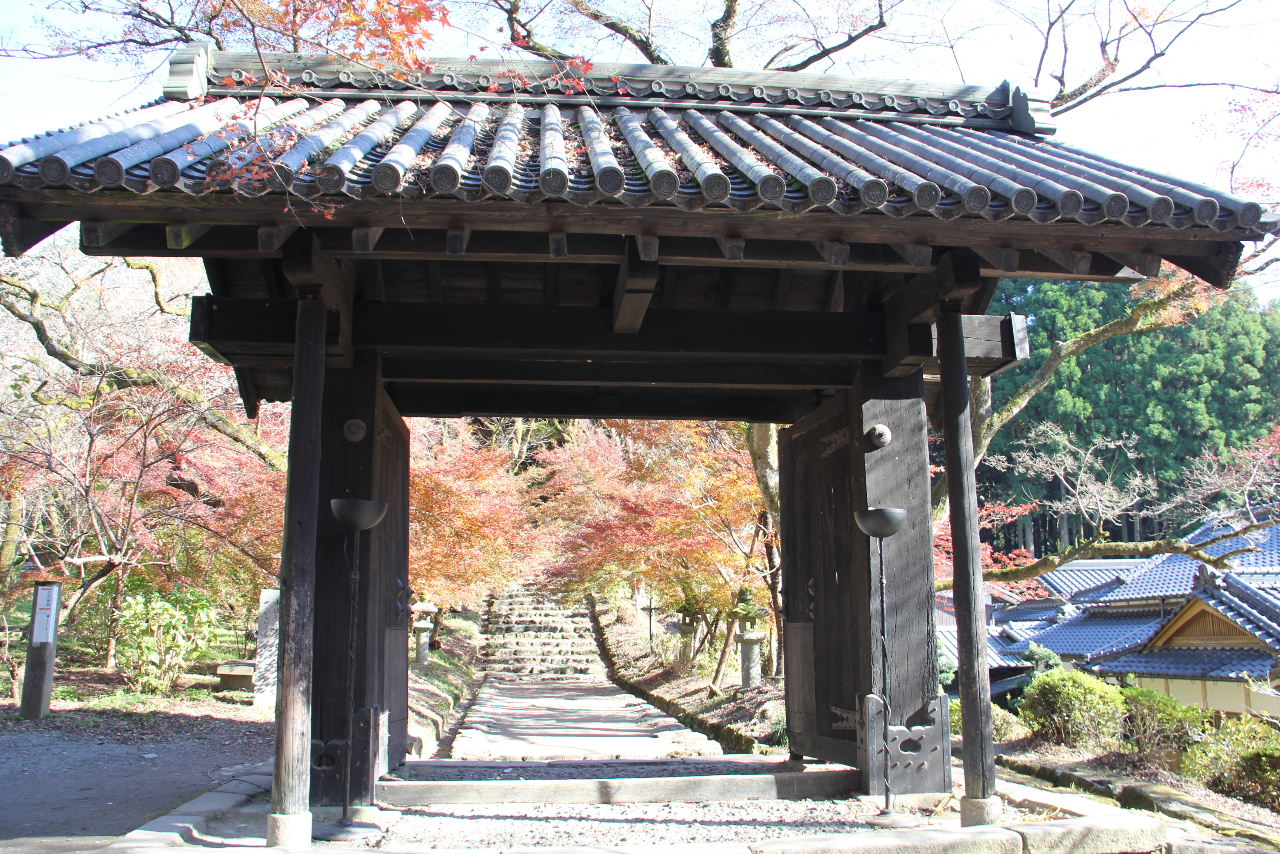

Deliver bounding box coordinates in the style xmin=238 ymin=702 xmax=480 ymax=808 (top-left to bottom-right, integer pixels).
xmin=19 ymin=581 xmax=61 ymax=720
xmin=937 ymin=305 xmax=999 ymax=824
xmin=267 ymin=297 xmax=327 ymax=848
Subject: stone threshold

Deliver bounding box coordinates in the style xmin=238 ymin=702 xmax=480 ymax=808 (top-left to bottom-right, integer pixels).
xmin=104 ymin=755 xmax=1254 ymax=854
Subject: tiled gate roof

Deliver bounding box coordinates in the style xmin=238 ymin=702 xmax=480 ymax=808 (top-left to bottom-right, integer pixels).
xmin=1 ymin=47 xmax=1274 ymax=237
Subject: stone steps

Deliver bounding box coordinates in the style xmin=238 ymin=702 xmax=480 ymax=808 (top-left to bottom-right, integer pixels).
xmin=480 ymin=585 xmax=605 ymax=676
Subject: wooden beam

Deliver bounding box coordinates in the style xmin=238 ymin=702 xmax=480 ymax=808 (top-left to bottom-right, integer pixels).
xmin=190 ymin=299 xmax=1029 ymax=379
xmin=165 ymin=222 xmax=212 ymax=250
xmin=612 ymin=236 xmax=660 ymax=334
xmin=7 ymin=188 xmax=1251 ymax=264
xmin=380 ymin=358 xmax=854 ymax=389
xmin=0 ymin=202 xmax=66 ymax=257
xmin=1167 ymin=241 xmax=1243 ymax=288
xmin=386 ymin=383 xmax=819 ymax=422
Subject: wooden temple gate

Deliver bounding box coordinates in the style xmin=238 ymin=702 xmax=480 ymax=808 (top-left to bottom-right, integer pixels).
xmin=0 ymin=45 xmax=1270 ymax=845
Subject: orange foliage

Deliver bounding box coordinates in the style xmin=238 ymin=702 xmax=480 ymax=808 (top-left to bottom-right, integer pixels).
xmin=407 ymin=421 xmax=545 ymax=608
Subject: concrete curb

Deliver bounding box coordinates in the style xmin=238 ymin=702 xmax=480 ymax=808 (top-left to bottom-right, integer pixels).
xmin=104 ymin=771 xmax=268 ymax=850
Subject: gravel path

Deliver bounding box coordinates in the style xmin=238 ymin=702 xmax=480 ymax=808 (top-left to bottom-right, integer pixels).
xmin=449 ymin=675 xmax=720 ymax=760
xmin=377 ymin=800 xmax=953 ymax=848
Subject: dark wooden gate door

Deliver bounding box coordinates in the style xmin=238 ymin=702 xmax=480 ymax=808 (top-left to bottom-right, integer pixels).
xmin=779 ymin=393 xmax=869 ymax=767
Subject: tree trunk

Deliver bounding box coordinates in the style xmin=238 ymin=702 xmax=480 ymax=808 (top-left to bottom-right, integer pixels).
xmin=0 ymin=493 xmax=21 ymax=587
xmin=104 ymin=571 xmax=127 ymax=670
xmin=709 ymin=617 xmax=738 ymax=693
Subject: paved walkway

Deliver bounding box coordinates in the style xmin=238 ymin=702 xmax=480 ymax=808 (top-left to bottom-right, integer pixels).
xmin=450 ymin=675 xmax=722 ymax=760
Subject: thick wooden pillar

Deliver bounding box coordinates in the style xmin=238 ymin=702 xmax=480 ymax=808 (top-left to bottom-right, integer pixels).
xmin=310 ymin=350 xmax=411 ymax=806
xmin=854 ymin=366 xmax=951 ymax=794
xmin=268 ymin=297 xmax=327 ymax=848
xmin=937 ymin=305 xmax=998 ymax=815
xmin=779 ymin=371 xmax=950 ymax=795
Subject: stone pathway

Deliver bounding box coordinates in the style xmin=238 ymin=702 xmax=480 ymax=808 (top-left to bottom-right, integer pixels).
xmin=451 ymin=586 xmax=720 ymax=760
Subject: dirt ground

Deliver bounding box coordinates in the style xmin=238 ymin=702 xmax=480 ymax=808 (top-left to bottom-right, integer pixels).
xmin=0 ymin=668 xmax=273 ymax=853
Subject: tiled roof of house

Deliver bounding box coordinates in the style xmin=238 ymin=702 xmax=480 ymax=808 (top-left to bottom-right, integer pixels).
xmin=936 ymin=625 xmax=1031 ymax=670
xmin=1190 ymin=572 xmax=1280 ymax=653
xmin=1 ymin=46 xmax=1274 ymax=234
xmin=1008 ymin=610 xmax=1166 ymax=658
xmin=1040 ymin=559 xmax=1145 ymax=600
xmin=1096 ymin=517 xmax=1280 ymax=605
xmin=993 ymin=599 xmax=1074 ymax=624
xmin=1090 ymin=647 xmax=1276 ymax=680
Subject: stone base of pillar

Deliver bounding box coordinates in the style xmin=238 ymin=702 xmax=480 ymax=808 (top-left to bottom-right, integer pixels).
xmin=960 ymin=796 xmax=1003 ymax=827
xmin=266 ymin=811 xmax=312 ymax=849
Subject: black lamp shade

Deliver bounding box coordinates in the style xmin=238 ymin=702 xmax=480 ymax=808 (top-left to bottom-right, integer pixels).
xmin=855 ymin=507 xmax=907 ymax=538
xmin=331 ymin=498 xmax=388 ymax=531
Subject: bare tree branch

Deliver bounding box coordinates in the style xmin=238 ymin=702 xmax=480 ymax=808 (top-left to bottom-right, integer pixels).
xmin=565 ymin=0 xmax=672 ymax=64
xmin=707 ymin=0 xmax=739 ymax=67
xmin=770 ymin=0 xmax=888 ymax=72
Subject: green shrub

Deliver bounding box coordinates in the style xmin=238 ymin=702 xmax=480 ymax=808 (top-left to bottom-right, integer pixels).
xmin=1120 ymin=685 xmax=1210 ymax=757
xmin=947 ymin=698 xmax=1027 ymax=740
xmin=992 ymin=704 xmax=1030 ymax=741
xmin=1021 ymin=641 xmax=1062 ymax=671
xmin=1184 ymin=715 xmax=1280 ymax=810
xmin=116 ymin=589 xmax=219 ymax=695
xmin=1018 ymin=668 xmax=1124 ymax=747
xmin=937 ymin=654 xmax=957 ymax=689
xmin=1233 ymin=747 xmax=1280 ymax=811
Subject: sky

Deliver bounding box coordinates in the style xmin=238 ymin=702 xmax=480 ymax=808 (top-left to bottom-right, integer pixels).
xmin=0 ymin=0 xmax=1275 ymax=299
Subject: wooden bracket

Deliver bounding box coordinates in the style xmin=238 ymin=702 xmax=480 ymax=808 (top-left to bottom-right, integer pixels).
xmin=257 ymin=224 xmax=298 ymax=253
xmin=165 ymin=222 xmax=212 ymax=250
xmin=81 ymin=220 xmax=138 ymax=249
xmin=446 ymin=227 xmax=470 ymax=255
xmin=280 ymin=232 xmax=354 ymax=366
xmin=548 ymin=230 xmax=568 ymax=258
xmin=352 ymin=226 xmax=385 ymax=254
xmin=612 ymin=236 xmax=661 ymax=334
xmin=717 ymin=236 xmax=746 ymax=262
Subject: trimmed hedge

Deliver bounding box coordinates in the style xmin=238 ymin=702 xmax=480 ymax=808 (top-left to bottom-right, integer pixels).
xmin=1018 ymin=668 xmax=1124 ymax=747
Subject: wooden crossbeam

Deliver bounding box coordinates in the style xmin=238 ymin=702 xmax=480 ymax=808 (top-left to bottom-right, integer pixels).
xmin=380 ymin=358 xmax=854 ymax=389
xmin=191 ymin=299 xmax=1017 ymax=371
xmin=385 ymin=384 xmax=821 ymax=423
